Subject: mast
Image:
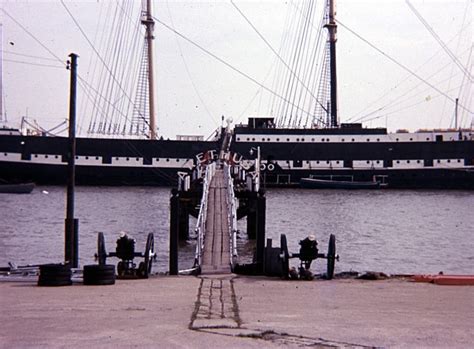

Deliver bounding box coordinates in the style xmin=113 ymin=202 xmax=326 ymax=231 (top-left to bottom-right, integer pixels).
xmin=326 ymin=0 xmax=338 ymax=127
xmin=142 ymin=0 xmax=157 ymax=139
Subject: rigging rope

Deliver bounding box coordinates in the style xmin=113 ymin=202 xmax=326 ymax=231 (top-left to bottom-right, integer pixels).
xmin=153 ymin=15 xmax=316 ymax=122
xmin=337 ymin=19 xmax=473 ymax=115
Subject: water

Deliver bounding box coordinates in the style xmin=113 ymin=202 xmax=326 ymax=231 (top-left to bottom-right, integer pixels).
xmin=1 ymin=187 xmax=473 ymax=275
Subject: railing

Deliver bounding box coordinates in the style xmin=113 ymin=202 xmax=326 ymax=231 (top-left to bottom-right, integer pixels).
xmin=193 ymin=162 xmax=216 ymax=268
xmin=224 ymin=163 xmax=239 ymax=266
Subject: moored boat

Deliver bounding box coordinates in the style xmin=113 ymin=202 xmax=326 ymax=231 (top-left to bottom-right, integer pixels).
xmin=0 ymin=181 xmax=35 ymax=194
xmin=300 ymin=177 xmax=380 ymax=190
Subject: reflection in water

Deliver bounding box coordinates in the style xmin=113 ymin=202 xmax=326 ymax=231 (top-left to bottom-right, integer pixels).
xmin=1 ymin=187 xmax=473 ymax=274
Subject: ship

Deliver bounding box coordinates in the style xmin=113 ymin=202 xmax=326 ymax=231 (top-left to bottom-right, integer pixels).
xmin=0 ymin=1 xmax=472 ymax=189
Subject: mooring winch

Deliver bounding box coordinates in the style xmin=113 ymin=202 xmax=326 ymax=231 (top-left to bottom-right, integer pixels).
xmin=279 ymin=233 xmax=339 ymax=280
xmin=95 ymin=232 xmax=156 ymax=278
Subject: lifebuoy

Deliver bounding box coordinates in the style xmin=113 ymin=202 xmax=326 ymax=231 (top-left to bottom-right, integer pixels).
xmin=260 ymin=163 xmax=266 ymax=171
xmin=268 ymin=163 xmax=275 ymax=171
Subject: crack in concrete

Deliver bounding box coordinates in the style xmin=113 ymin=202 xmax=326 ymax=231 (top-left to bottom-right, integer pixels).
xmin=190 ymin=276 xmax=373 ymax=348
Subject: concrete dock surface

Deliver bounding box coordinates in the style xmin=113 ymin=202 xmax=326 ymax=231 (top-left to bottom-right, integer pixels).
xmin=1 ymin=275 xmax=473 ymax=348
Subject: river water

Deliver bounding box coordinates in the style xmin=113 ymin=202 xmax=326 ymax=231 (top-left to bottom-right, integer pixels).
xmin=1 ymin=187 xmax=473 ymax=275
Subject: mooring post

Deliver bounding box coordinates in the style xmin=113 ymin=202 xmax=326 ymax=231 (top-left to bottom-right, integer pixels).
xmin=178 ymin=201 xmax=189 ymax=240
xmin=65 ymin=53 xmax=78 ymax=268
xmin=255 ymin=190 xmax=266 ymax=269
xmin=246 ymin=195 xmax=257 ymax=239
xmin=169 ymin=189 xmax=180 ymax=275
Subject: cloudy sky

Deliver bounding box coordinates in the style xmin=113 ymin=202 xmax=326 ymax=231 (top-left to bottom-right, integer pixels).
xmin=1 ymin=0 xmax=472 ymax=138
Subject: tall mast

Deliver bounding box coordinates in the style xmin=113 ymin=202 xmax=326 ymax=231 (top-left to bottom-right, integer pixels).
xmin=326 ymin=0 xmax=338 ymax=127
xmin=142 ymin=0 xmax=157 ymax=139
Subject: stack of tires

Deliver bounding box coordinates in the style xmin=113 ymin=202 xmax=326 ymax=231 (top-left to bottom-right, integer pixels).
xmin=83 ymin=264 xmax=116 ymax=285
xmin=38 ymin=264 xmax=72 ymax=287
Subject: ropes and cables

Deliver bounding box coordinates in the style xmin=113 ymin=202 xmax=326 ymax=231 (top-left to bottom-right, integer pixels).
xmin=406 ymin=0 xmax=473 ymax=83
xmin=153 ymin=14 xmax=316 ymax=122
xmin=337 ymin=19 xmax=473 ymax=116
xmin=165 ymin=0 xmax=218 ymax=128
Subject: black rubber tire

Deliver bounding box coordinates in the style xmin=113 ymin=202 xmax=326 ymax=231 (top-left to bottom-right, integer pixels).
xmin=97 ymin=232 xmax=107 ymax=265
xmin=327 ymin=234 xmax=336 ymax=280
xmin=143 ymin=233 xmax=154 ymax=278
xmin=280 ymin=234 xmax=290 ymax=279
xmin=38 ymin=264 xmax=72 ymax=287
xmin=83 ymin=264 xmax=115 ymax=285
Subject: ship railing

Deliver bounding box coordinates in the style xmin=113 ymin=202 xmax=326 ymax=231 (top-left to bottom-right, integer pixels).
xmin=194 ymin=161 xmax=216 ymax=268
xmin=224 ymin=162 xmax=238 ymax=266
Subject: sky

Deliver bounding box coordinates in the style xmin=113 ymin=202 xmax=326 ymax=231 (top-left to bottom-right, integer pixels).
xmin=0 ymin=0 xmax=472 ymax=138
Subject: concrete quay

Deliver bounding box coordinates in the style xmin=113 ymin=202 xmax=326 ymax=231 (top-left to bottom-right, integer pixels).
xmin=1 ymin=275 xmax=473 ymax=348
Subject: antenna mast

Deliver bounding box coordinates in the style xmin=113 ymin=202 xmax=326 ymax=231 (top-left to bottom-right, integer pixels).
xmin=326 ymin=0 xmax=338 ymax=127
xmin=142 ymin=0 xmax=157 ymax=139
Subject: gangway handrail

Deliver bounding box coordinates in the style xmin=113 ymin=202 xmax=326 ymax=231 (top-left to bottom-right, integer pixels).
xmin=193 ymin=162 xmax=216 ymax=267
xmin=224 ymin=163 xmax=238 ymax=267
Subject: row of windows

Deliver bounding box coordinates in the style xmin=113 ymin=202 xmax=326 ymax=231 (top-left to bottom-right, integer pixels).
xmin=238 ymin=137 xmax=429 ymax=142
xmin=282 ymin=159 xmax=463 ymax=165
xmin=28 ymin=154 xmax=186 ymax=162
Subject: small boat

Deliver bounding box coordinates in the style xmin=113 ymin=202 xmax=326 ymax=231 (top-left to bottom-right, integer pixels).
xmin=300 ymin=177 xmax=381 ymax=189
xmin=0 ymin=182 xmax=35 ymax=194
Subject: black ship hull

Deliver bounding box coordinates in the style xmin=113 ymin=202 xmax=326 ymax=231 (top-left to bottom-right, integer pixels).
xmin=0 ymin=124 xmax=473 ymax=189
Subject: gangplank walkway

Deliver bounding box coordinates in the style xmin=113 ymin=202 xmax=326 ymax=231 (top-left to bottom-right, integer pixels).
xmin=201 ymin=169 xmax=232 ymax=274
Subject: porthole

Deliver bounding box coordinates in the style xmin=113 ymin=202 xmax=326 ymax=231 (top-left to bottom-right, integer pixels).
xmin=261 ymin=138 xmax=265 ymax=142
xmin=34 ymin=154 xmax=38 ymax=158
xmin=352 ymin=138 xmax=355 ymax=142
xmin=326 ymin=160 xmax=330 ymax=164
xmin=301 ymin=138 xmax=305 ymax=142
xmin=316 ymin=161 xmax=320 ymax=164
xmin=55 ymin=155 xmax=59 ymax=159
xmin=407 ymin=160 xmax=410 ymax=164
xmin=366 ymin=138 xmax=370 ymax=142
xmin=377 ymin=138 xmax=380 ymax=142
xmin=417 ymin=160 xmax=420 ymax=164
xmin=237 ymin=138 xmax=240 ymax=141
xmin=276 ymin=138 xmax=280 ymax=141
xmin=166 ymin=159 xmax=170 ymax=162
xmin=296 ymin=138 xmax=299 ymax=142
xmin=176 ymin=159 xmax=180 ymax=162
xmin=75 ymin=156 xmax=79 ymax=159
xmin=437 ymin=160 xmax=440 ymax=163
xmin=85 ymin=156 xmax=89 ymax=160
xmin=95 ymin=157 xmax=99 ymax=160
xmin=286 ymin=138 xmax=290 ymax=142
xmin=321 ymin=139 xmax=325 ymax=142
xmin=342 ymin=139 xmax=345 ymax=142
xmin=126 ymin=157 xmax=130 ymax=161
xmin=3 ymin=153 xmax=6 ymax=156
xmin=267 ymin=138 xmax=270 ymax=141
xmin=410 ymin=138 xmax=413 ymax=141
xmin=311 ymin=138 xmax=315 ymax=142
xmin=246 ymin=138 xmax=250 ymax=141
xmin=376 ymin=160 xmax=380 ymax=164
xmin=426 ymin=138 xmax=429 ymax=141
xmin=457 ymin=159 xmax=461 ymax=163
xmin=396 ymin=138 xmax=399 ymax=141
xmin=252 ymin=138 xmax=255 ymax=141
xmin=447 ymin=159 xmax=451 ymax=163
xmin=115 ymin=157 xmax=119 ymax=160
xmin=396 ymin=160 xmax=400 ymax=164
xmin=336 ymin=161 xmax=340 ymax=164
xmin=45 ymin=155 xmax=49 ymax=158
xmin=366 ymin=160 xmax=370 ymax=164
